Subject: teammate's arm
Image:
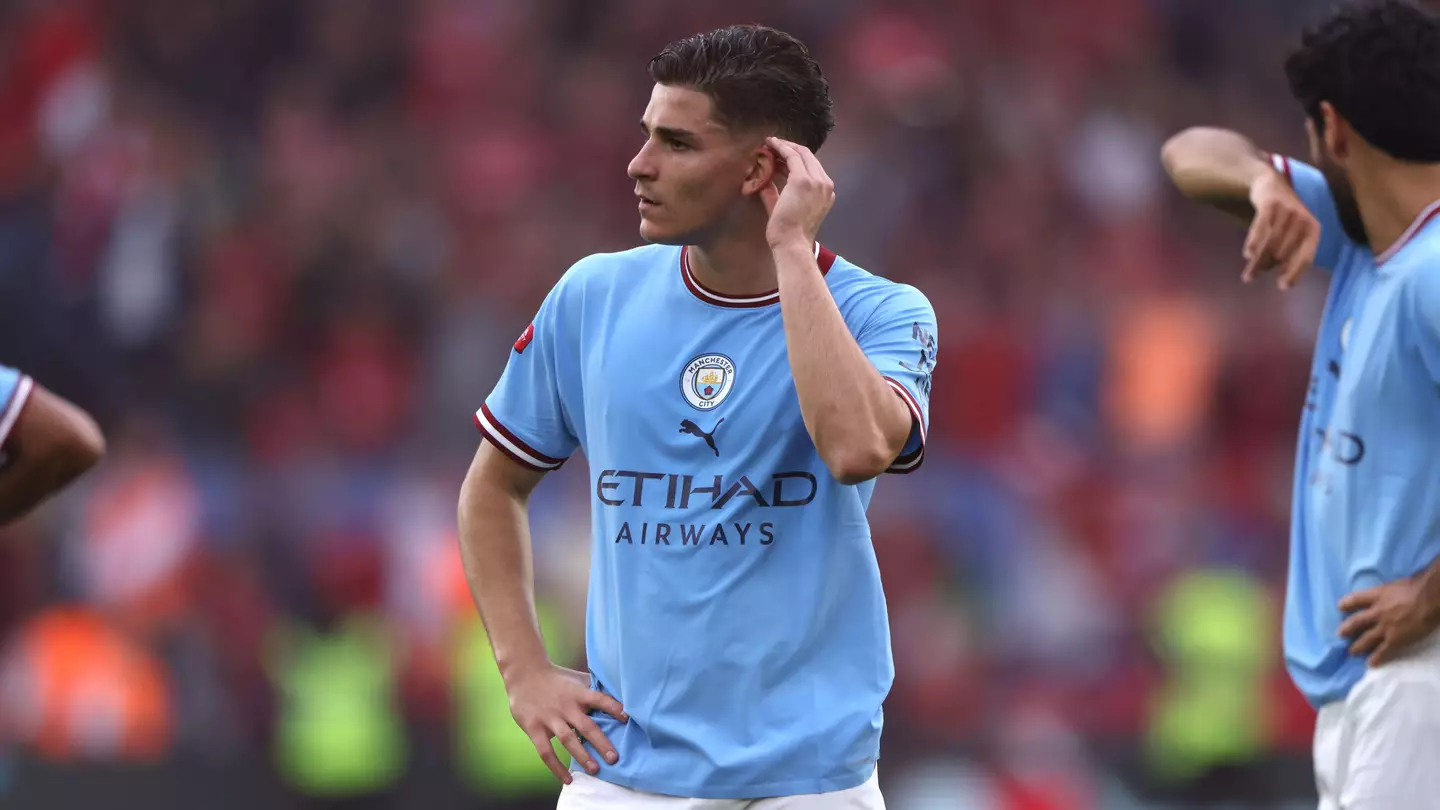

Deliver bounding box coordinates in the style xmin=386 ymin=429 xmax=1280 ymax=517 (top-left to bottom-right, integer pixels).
xmin=458 ymin=442 xmax=626 ymax=784
xmin=1161 ymin=127 xmax=1279 ymax=222
xmin=0 ymin=378 xmax=105 ymax=525
xmin=765 ymin=138 xmax=913 ymax=485
xmin=1161 ymin=126 xmax=1322 ymax=289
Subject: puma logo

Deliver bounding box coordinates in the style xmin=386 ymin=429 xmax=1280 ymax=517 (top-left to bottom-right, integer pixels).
xmin=679 ymin=418 xmax=725 ymax=456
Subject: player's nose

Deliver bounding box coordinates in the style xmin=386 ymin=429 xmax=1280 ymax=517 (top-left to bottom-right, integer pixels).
xmin=627 ymin=143 xmax=657 ymax=181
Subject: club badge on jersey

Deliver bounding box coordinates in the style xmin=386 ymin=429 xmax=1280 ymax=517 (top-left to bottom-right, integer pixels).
xmin=680 ymin=353 xmax=735 ymax=410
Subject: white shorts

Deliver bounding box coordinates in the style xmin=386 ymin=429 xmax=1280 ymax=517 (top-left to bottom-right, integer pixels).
xmin=1314 ymin=631 xmax=1440 ymax=810
xmin=556 ymin=768 xmax=885 ymax=809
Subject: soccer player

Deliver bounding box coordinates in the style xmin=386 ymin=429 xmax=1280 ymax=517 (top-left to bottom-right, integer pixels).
xmin=0 ymin=365 xmax=105 ymax=524
xmin=1161 ymin=2 xmax=1440 ymax=807
xmin=458 ymin=24 xmax=935 ymax=809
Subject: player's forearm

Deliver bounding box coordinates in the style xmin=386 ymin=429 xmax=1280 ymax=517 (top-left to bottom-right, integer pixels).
xmin=1161 ymin=127 xmax=1276 ymax=216
xmin=774 ymin=241 xmax=909 ymax=485
xmin=457 ymin=467 xmax=551 ymax=683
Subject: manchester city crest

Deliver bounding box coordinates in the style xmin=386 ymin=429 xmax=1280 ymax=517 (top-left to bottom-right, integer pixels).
xmin=681 ymin=353 xmax=736 ymax=410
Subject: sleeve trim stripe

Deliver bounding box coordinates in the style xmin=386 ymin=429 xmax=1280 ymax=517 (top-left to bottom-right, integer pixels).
xmin=883 ymin=377 xmax=927 ymax=442
xmin=0 ymin=375 xmax=33 ymax=450
xmin=887 ymin=445 xmax=925 ymax=474
xmin=1268 ymin=152 xmax=1293 ymax=187
xmin=474 ymin=405 xmax=566 ymax=471
xmin=882 ymin=376 xmax=926 ymax=474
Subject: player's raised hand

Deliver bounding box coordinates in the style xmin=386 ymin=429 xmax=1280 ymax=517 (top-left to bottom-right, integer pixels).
xmin=1338 ymin=578 xmax=1438 ymax=667
xmin=504 ymin=663 xmax=627 ymax=784
xmin=761 ymin=136 xmax=835 ymax=250
xmin=1243 ymin=171 xmax=1321 ymax=290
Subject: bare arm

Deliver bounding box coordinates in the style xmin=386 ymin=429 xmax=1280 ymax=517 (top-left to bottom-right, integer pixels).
xmin=763 ymin=138 xmax=912 ymax=485
xmin=1161 ymin=127 xmax=1320 ymax=289
xmin=773 ymin=242 xmax=912 ymax=485
xmin=1161 ymin=127 xmax=1278 ymax=222
xmin=0 ymin=383 xmax=105 ymax=524
xmin=457 ymin=440 xmax=551 ymax=681
xmin=456 ymin=439 xmax=625 ymax=783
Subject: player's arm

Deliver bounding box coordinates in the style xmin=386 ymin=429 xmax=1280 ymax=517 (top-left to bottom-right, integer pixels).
xmin=776 ymin=238 xmax=911 ymax=485
xmin=458 ymin=442 xmax=552 ymax=686
xmin=459 ymin=441 xmax=625 ymax=784
xmin=765 ymin=138 xmax=916 ymax=485
xmin=460 ymin=272 xmax=624 ymax=784
xmin=0 ymin=376 xmax=105 ymax=525
xmin=1161 ymin=127 xmax=1280 ymax=222
xmin=1161 ymin=127 xmax=1328 ymax=289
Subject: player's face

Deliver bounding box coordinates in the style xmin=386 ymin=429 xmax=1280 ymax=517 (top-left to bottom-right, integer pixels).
xmin=628 ymin=84 xmax=765 ymax=245
xmin=1308 ymin=113 xmax=1369 ymax=245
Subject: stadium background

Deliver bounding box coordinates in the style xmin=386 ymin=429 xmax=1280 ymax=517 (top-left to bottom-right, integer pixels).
xmin=0 ymin=0 xmax=1360 ymax=807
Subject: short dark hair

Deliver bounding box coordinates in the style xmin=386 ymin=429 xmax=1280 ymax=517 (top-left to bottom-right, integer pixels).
xmin=648 ymin=25 xmax=835 ymax=152
xmin=1284 ymin=0 xmax=1440 ymax=162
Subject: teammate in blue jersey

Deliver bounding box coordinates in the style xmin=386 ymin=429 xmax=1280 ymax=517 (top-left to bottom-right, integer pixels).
xmin=458 ymin=24 xmax=935 ymax=809
xmin=1163 ymin=2 xmax=1440 ymax=807
xmin=0 ymin=365 xmax=104 ymax=524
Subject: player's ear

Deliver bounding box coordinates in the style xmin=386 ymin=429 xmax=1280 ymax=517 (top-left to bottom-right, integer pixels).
xmin=743 ymin=141 xmax=782 ymax=196
xmin=1319 ymin=102 xmax=1348 ymax=163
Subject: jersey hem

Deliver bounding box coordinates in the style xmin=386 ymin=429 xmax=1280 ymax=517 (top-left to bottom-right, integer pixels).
xmin=1288 ymin=668 xmax=1360 ymax=710
xmin=0 ymin=375 xmax=34 ymax=450
xmin=473 ymin=403 xmax=568 ymax=472
xmin=572 ymin=762 xmax=875 ymax=800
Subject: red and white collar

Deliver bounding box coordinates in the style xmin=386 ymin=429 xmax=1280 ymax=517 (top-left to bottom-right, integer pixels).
xmin=1376 ymin=198 xmax=1440 ymax=265
xmin=680 ymin=243 xmax=838 ymax=308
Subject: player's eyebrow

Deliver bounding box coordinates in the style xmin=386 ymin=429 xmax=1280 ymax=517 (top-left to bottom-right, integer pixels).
xmin=640 ymin=121 xmax=699 ymax=144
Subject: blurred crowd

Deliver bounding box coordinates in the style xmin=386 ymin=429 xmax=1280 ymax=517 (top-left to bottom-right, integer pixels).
xmin=0 ymin=0 xmax=1345 ymax=807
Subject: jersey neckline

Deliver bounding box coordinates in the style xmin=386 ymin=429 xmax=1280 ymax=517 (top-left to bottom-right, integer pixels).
xmin=680 ymin=243 xmax=838 ymax=308
xmin=1375 ymin=197 xmax=1440 ymax=265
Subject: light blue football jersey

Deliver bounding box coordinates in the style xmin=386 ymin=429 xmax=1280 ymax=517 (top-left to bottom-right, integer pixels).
xmin=1276 ymin=154 xmax=1440 ymax=707
xmin=474 ymin=243 xmax=936 ymax=799
xmin=0 ymin=365 xmax=33 ymax=454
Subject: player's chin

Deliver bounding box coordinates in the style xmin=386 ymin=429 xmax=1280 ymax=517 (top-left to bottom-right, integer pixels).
xmin=638 ymin=217 xmax=687 ymax=246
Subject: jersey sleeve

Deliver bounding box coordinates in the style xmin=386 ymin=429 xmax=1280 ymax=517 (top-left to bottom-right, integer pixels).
xmin=857 ymin=285 xmax=937 ymax=474
xmin=0 ymin=365 xmax=33 ymax=451
xmin=473 ymin=278 xmax=579 ymax=472
xmin=1268 ymin=154 xmax=1352 ymax=273
xmin=1409 ymin=266 xmax=1440 ymax=383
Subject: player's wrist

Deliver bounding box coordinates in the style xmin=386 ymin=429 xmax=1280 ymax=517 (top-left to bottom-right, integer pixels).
xmin=769 ymin=236 xmax=816 ymax=264
xmin=1248 ymin=165 xmax=1288 ymax=201
xmin=1411 ymin=564 xmax=1440 ymax=628
xmin=496 ymin=650 xmax=554 ymax=687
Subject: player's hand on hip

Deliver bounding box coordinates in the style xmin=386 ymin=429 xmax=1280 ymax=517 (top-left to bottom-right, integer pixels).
xmin=1338 ymin=578 xmax=1437 ymax=667
xmin=1243 ymin=171 xmax=1320 ymax=291
xmin=504 ymin=663 xmax=627 ymax=784
xmin=761 ymin=136 xmax=835 ymax=250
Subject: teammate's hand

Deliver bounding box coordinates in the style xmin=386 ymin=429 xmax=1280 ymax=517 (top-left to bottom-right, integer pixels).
xmin=1338 ymin=578 xmax=1438 ymax=666
xmin=761 ymin=137 xmax=835 ymax=250
xmin=1242 ymin=170 xmax=1321 ymax=290
xmin=505 ymin=663 xmax=627 ymax=784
